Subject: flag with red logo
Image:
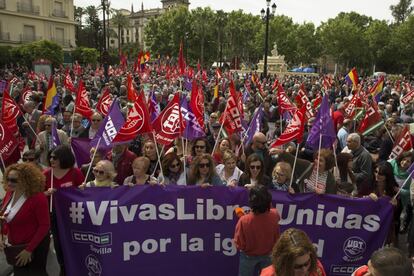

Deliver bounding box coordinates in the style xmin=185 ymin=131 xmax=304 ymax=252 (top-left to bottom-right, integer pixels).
xmin=2 ymin=91 xmax=22 ymax=133
xmin=113 ymin=91 xmax=152 ymax=143
xmin=229 ymin=80 xmax=244 ymax=119
xmin=389 ymin=126 xmax=412 ymax=160
xmin=0 ymin=120 xmax=18 ymax=159
xmin=277 ymin=84 xmax=297 ymax=115
xmin=216 ymin=68 xmax=223 ymax=80
xmin=19 ymin=86 xmax=33 ymax=106
xmin=96 ymin=88 xmax=113 ymax=116
xmin=64 ymin=72 xmax=76 ymax=93
xmin=270 ymin=106 xmax=306 ymax=148
xmin=75 ymin=80 xmax=93 ymax=118
xmin=219 ymin=92 xmax=243 ymax=136
xmin=152 ymin=93 xmax=185 ymax=145
xmin=344 ymin=93 xmax=362 ymax=119
xmin=295 ymin=84 xmax=314 ymax=121
xmin=190 ymin=79 xmax=205 ymax=129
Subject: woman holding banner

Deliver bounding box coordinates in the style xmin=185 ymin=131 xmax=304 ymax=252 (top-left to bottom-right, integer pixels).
xmin=0 ymin=163 xmax=50 ymax=276
xmin=44 ymin=145 xmax=84 ymax=276
xmin=124 ymin=157 xmax=158 ymax=186
xmin=160 ymin=153 xmax=186 ymax=185
xmin=213 ymin=138 xmax=233 ymax=165
xmin=238 ymin=154 xmax=272 ymax=189
xmin=81 ymin=160 xmax=118 ymax=188
xmin=188 ymin=154 xmax=224 ymax=186
xmin=261 ymin=228 xmax=326 ymax=276
xmin=215 ymin=150 xmax=243 ymax=186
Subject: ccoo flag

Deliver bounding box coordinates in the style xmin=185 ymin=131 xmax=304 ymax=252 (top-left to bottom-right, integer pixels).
xmin=306 ymin=94 xmax=336 ymax=150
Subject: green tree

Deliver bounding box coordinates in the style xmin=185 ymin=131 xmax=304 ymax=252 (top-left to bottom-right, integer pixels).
xmin=289 ymin=23 xmax=321 ymax=65
xmin=11 ymin=40 xmax=63 ymax=67
xmin=191 ymin=7 xmax=216 ymax=66
xmin=390 ymin=0 xmax=414 ymax=24
xmin=390 ymin=14 xmax=414 ymax=73
xmin=84 ymin=6 xmax=102 ymax=50
xmin=112 ymin=10 xmax=130 ymax=51
xmin=72 ymin=47 xmax=100 ymax=65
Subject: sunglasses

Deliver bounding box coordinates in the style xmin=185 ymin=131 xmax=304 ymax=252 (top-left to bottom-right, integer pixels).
xmin=50 ymin=155 xmax=57 ymax=160
xmin=293 ymin=258 xmax=311 ymax=270
xmin=195 ymin=145 xmax=206 ymax=149
xmin=22 ymin=157 xmax=35 ymax=162
xmin=93 ymin=168 xmax=105 ymax=175
xmin=92 ymin=119 xmax=101 ymax=122
xmin=199 ymin=163 xmax=210 ymax=168
xmin=7 ymin=177 xmax=18 ymax=184
xmin=250 ymin=165 xmax=261 ymax=170
xmin=169 ymin=163 xmax=180 ymax=169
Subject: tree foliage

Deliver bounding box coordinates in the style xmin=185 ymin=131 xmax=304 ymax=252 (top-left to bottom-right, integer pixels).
xmin=10 ymin=40 xmax=63 ymax=67
xmin=71 ymin=47 xmax=100 ymax=65
xmin=390 ymin=0 xmax=414 ymax=24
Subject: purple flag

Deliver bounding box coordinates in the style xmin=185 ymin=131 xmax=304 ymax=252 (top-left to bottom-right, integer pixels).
xmin=149 ymin=91 xmax=160 ymax=122
xmin=0 ymin=80 xmax=6 ymax=94
xmin=407 ymin=162 xmax=414 ymax=179
xmin=180 ymin=97 xmax=205 ymax=140
xmin=306 ymin=94 xmax=336 ymax=150
xmin=51 ymin=121 xmax=61 ymax=147
xmin=91 ymin=99 xmax=125 ymax=151
xmin=242 ymin=89 xmax=250 ymax=102
xmin=183 ymin=77 xmax=192 ymax=91
xmin=71 ymin=137 xmax=91 ymax=167
xmin=243 ymin=105 xmax=263 ymax=146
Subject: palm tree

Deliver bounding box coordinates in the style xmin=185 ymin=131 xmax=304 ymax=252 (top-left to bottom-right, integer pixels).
xmin=74 ymin=6 xmax=85 ymax=44
xmin=112 ymin=11 xmax=130 ymax=51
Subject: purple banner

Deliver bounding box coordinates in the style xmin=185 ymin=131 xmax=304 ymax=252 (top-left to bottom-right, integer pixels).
xmin=54 ymin=187 xmax=392 ymax=276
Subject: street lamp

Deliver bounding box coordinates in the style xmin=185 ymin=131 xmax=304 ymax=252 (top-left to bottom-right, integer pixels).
xmin=102 ymin=0 xmax=109 ymax=82
xmin=261 ymin=0 xmax=276 ymax=77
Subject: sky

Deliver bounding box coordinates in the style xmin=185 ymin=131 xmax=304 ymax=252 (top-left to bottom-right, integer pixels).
xmin=74 ymin=0 xmax=397 ymax=26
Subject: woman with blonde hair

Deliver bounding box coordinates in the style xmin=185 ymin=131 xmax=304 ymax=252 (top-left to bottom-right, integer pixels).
xmin=271 ymin=162 xmax=297 ymax=193
xmin=124 ymin=157 xmax=158 ymax=186
xmin=261 ymin=228 xmax=326 ymax=276
xmin=81 ymin=160 xmax=118 ymax=188
xmin=0 ymin=163 xmax=50 ymax=275
xmin=215 ymin=150 xmax=243 ymax=186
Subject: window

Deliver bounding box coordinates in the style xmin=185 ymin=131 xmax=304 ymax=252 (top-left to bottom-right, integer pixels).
xmin=23 ymin=25 xmax=35 ymax=41
xmin=54 ymin=1 xmax=65 ymax=17
xmin=56 ymin=27 xmax=64 ymax=42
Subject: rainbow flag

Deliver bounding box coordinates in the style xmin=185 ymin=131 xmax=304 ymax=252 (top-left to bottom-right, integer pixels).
xmin=345 ymin=68 xmax=359 ymax=90
xmin=369 ymin=76 xmax=384 ymax=97
xmin=43 ymin=75 xmax=59 ymax=115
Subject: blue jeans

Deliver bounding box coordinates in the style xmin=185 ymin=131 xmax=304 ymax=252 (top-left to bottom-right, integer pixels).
xmin=238 ymin=251 xmax=272 ymax=276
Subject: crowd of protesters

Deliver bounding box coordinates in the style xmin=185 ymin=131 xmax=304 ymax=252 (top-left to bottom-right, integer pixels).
xmin=0 ymin=61 xmax=413 ymax=275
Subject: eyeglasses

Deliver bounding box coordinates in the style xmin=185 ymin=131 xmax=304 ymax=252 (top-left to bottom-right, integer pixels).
xmin=169 ymin=162 xmax=180 ymax=169
xmin=22 ymin=157 xmax=35 ymax=162
xmin=7 ymin=177 xmax=18 ymax=184
xmin=275 ymin=172 xmax=285 ymax=177
xmin=50 ymin=155 xmax=57 ymax=160
xmin=44 ymin=124 xmax=52 ymax=127
xmin=199 ymin=163 xmax=210 ymax=168
xmin=293 ymin=258 xmax=311 ymax=270
xmin=93 ymin=168 xmax=105 ymax=175
xmin=92 ymin=119 xmax=101 ymax=122
xmin=250 ymin=165 xmax=261 ymax=170
xmin=195 ymin=145 xmax=206 ymax=149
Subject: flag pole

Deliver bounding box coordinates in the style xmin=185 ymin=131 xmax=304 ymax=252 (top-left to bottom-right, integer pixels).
xmin=22 ymin=114 xmax=40 ymax=143
xmin=50 ymin=168 xmax=54 ymax=213
xmin=70 ymin=105 xmax=76 ymax=138
xmin=0 ymin=153 xmax=6 ymax=173
xmin=181 ymin=137 xmax=187 ymax=186
xmin=315 ymin=132 xmax=322 ymax=191
xmin=84 ymin=137 xmax=101 ymax=186
xmin=289 ymin=144 xmax=300 ymax=188
xmin=211 ymin=101 xmax=229 ymax=155
xmin=152 ymin=131 xmax=164 ymax=178
xmin=393 ymin=170 xmax=414 ymax=200
xmin=384 ymin=123 xmax=394 ymax=144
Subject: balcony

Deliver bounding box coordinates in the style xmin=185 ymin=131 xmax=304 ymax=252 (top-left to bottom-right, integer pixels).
xmin=51 ymin=37 xmax=71 ymax=47
xmin=0 ymin=0 xmax=6 ymax=9
xmin=20 ymin=34 xmax=42 ymax=42
xmin=0 ymin=32 xmax=10 ymax=41
xmin=17 ymin=2 xmax=40 ymax=15
xmin=52 ymin=9 xmax=67 ymax=18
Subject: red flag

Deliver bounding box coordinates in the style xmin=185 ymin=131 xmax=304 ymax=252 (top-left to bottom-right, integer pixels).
xmin=152 ymin=93 xmax=185 ymax=145
xmin=113 ymin=91 xmax=152 ymax=143
xmin=2 ymin=90 xmax=22 ymax=132
xmin=64 ymin=72 xmax=76 ymax=93
xmin=216 ymin=68 xmax=223 ymax=80
xmin=389 ymin=126 xmax=412 ymax=160
xmin=190 ymin=79 xmax=205 ymax=129
xmin=344 ymin=93 xmax=362 ymax=119
xmin=219 ymin=93 xmax=243 ymax=136
xmin=270 ymin=106 xmax=306 ymax=148
xmin=178 ymin=41 xmax=186 ymax=75
xmin=96 ymin=88 xmax=113 ymax=116
xmin=75 ymin=80 xmax=93 ymax=118
xmin=277 ymin=84 xmax=297 ymax=115
xmin=127 ymin=73 xmax=138 ymax=102
xmin=19 ymin=86 xmax=33 ymax=106
xmin=74 ymin=61 xmax=82 ymax=76
xmin=295 ymin=84 xmax=314 ymax=121
xmin=229 ymin=80 xmax=244 ymax=118
xmin=0 ymin=120 xmax=18 ymax=159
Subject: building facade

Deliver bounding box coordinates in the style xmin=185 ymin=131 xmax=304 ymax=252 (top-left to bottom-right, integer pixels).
xmin=0 ymin=0 xmax=76 ymax=50
xmin=108 ymin=0 xmax=189 ymax=50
